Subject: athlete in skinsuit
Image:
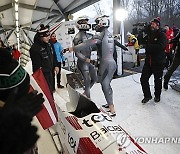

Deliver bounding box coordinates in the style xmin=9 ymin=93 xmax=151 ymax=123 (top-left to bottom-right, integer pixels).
xmin=73 ymin=15 xmax=116 ymax=117
xmin=73 ymin=16 xmax=97 ymax=98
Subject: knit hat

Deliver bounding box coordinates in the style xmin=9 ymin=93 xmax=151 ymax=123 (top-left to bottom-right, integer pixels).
xmin=0 ymin=48 xmax=30 ymax=102
xmin=151 ymin=17 xmax=161 ymax=26
xmin=37 ymin=24 xmax=50 ymax=37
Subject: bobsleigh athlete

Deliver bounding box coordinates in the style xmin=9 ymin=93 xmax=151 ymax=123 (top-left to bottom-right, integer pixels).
xmin=73 ymin=15 xmax=116 ymax=117
xmin=73 ymin=16 xmax=98 ymax=98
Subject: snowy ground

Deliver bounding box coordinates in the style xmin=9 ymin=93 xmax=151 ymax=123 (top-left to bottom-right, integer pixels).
xmin=25 ymin=62 xmax=180 ymax=154
xmin=89 ymin=73 xmax=180 ymax=154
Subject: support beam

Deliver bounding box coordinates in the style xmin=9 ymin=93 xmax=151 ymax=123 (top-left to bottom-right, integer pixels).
xmin=68 ymin=0 xmax=100 ymax=15
xmin=19 ymin=3 xmax=60 ymax=15
xmin=63 ymin=0 xmax=82 ymax=12
xmin=52 ymin=0 xmax=64 ymax=16
xmin=0 ymin=3 xmax=12 ymax=12
xmin=22 ymin=29 xmax=33 ymax=45
xmin=5 ymin=29 xmax=14 ymax=42
xmin=32 ymin=15 xmax=58 ymax=25
xmin=0 ymin=29 xmax=11 ymax=34
xmin=23 ymin=27 xmax=36 ymax=32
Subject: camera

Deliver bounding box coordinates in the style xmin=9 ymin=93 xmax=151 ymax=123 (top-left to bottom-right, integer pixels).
xmin=133 ymin=22 xmax=151 ymax=45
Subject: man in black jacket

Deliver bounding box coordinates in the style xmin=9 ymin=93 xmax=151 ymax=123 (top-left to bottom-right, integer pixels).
xmin=140 ymin=18 xmax=167 ymax=103
xmin=30 ymin=25 xmax=59 ymax=95
xmin=164 ymin=31 xmax=180 ymax=89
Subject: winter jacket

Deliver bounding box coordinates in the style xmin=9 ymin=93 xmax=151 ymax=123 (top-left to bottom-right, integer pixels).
xmin=144 ymin=29 xmax=167 ymax=66
xmin=165 ymin=28 xmax=174 ymax=53
xmin=29 ymin=35 xmax=57 ymax=73
xmin=127 ymin=35 xmax=139 ymax=50
xmin=52 ymin=41 xmax=65 ymax=62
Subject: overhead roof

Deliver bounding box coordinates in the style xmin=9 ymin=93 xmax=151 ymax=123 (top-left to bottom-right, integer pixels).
xmin=0 ymin=0 xmax=100 ymax=44
xmin=0 ymin=0 xmax=100 ymax=66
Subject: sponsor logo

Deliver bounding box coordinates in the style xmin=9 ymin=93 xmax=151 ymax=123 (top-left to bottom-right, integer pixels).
xmin=82 ymin=114 xmax=123 ymax=141
xmin=90 ymin=125 xmax=123 ymax=140
xmin=68 ymin=133 xmax=76 ymax=153
xmin=82 ymin=114 xmax=112 ymax=127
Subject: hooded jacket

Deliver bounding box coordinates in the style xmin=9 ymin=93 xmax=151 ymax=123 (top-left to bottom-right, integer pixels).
xmin=29 ymin=34 xmax=57 ymax=73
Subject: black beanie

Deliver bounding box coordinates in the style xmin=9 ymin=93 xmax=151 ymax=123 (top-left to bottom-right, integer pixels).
xmin=37 ymin=24 xmax=50 ymax=37
xmin=151 ymin=17 xmax=161 ymax=26
xmin=0 ymin=48 xmax=30 ymax=102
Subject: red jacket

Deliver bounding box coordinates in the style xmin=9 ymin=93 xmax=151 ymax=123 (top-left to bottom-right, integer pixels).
xmin=12 ymin=49 xmax=20 ymax=60
xmin=165 ymin=28 xmax=174 ymax=53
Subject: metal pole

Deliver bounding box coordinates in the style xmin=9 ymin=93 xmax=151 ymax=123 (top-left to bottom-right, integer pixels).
xmin=120 ymin=20 xmax=124 ymax=75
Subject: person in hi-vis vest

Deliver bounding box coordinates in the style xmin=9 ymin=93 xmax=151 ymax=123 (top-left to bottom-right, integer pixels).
xmin=126 ymin=32 xmax=140 ymax=67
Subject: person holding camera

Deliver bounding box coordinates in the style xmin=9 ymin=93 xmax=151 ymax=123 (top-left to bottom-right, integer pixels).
xmin=139 ymin=17 xmax=167 ymax=103
xmin=50 ymin=32 xmax=65 ymax=90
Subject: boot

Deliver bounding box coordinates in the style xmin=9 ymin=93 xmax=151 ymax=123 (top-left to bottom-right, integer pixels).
xmin=141 ymin=96 xmax=152 ymax=104
xmin=163 ymin=82 xmax=168 ymax=90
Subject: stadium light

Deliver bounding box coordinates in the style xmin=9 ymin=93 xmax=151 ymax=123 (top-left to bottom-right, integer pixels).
xmin=115 ymin=8 xmax=128 ymax=45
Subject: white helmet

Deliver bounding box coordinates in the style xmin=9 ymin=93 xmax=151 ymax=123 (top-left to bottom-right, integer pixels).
xmin=94 ymin=15 xmax=110 ymax=32
xmin=127 ymin=32 xmax=132 ymax=37
xmin=76 ymin=16 xmax=90 ymax=30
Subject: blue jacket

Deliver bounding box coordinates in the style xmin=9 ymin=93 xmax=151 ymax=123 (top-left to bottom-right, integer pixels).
xmin=53 ymin=41 xmax=65 ymax=62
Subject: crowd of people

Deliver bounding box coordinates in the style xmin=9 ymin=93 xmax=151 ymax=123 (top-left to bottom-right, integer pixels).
xmin=0 ymin=38 xmax=21 ymax=61
xmin=0 ymin=13 xmax=179 ymax=153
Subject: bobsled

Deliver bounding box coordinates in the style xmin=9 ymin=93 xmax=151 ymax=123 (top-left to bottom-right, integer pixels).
xmin=55 ymin=82 xmax=147 ymax=154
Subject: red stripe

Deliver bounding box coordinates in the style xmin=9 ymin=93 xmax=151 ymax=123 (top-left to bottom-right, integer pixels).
xmin=77 ymin=137 xmax=102 ymax=154
xmin=32 ymin=69 xmax=58 ymax=129
xmin=66 ymin=116 xmax=82 ymax=130
xmin=50 ymin=22 xmax=62 ymax=34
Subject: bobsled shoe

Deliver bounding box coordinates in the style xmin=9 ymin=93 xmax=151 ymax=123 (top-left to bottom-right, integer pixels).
xmin=102 ymin=104 xmax=109 ymax=108
xmin=109 ymin=112 xmax=116 ymax=117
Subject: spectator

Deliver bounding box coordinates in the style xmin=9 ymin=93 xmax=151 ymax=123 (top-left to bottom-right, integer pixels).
xmin=0 ymin=48 xmax=44 ymax=154
xmin=164 ymin=25 xmax=174 ymax=69
xmin=164 ymin=31 xmax=180 ymax=89
xmin=127 ymin=32 xmax=140 ymax=67
xmin=29 ymin=24 xmax=59 ymax=96
xmin=139 ymin=17 xmax=167 ymax=103
xmin=12 ymin=44 xmax=21 ymax=61
xmin=50 ymin=32 xmax=65 ymax=89
xmin=172 ymin=25 xmax=179 ymax=37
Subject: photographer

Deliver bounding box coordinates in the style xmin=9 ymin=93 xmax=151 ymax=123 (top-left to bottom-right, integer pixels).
xmin=139 ymin=17 xmax=167 ymax=103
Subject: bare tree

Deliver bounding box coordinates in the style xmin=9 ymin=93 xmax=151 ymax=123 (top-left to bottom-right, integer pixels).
xmin=127 ymin=0 xmax=180 ymax=27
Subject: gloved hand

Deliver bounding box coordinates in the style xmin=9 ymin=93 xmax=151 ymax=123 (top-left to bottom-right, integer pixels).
xmin=63 ymin=61 xmax=66 ymax=67
xmin=0 ymin=107 xmax=39 ymax=154
xmin=4 ymin=88 xmax=44 ymax=118
xmin=0 ymin=89 xmax=44 ymax=154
